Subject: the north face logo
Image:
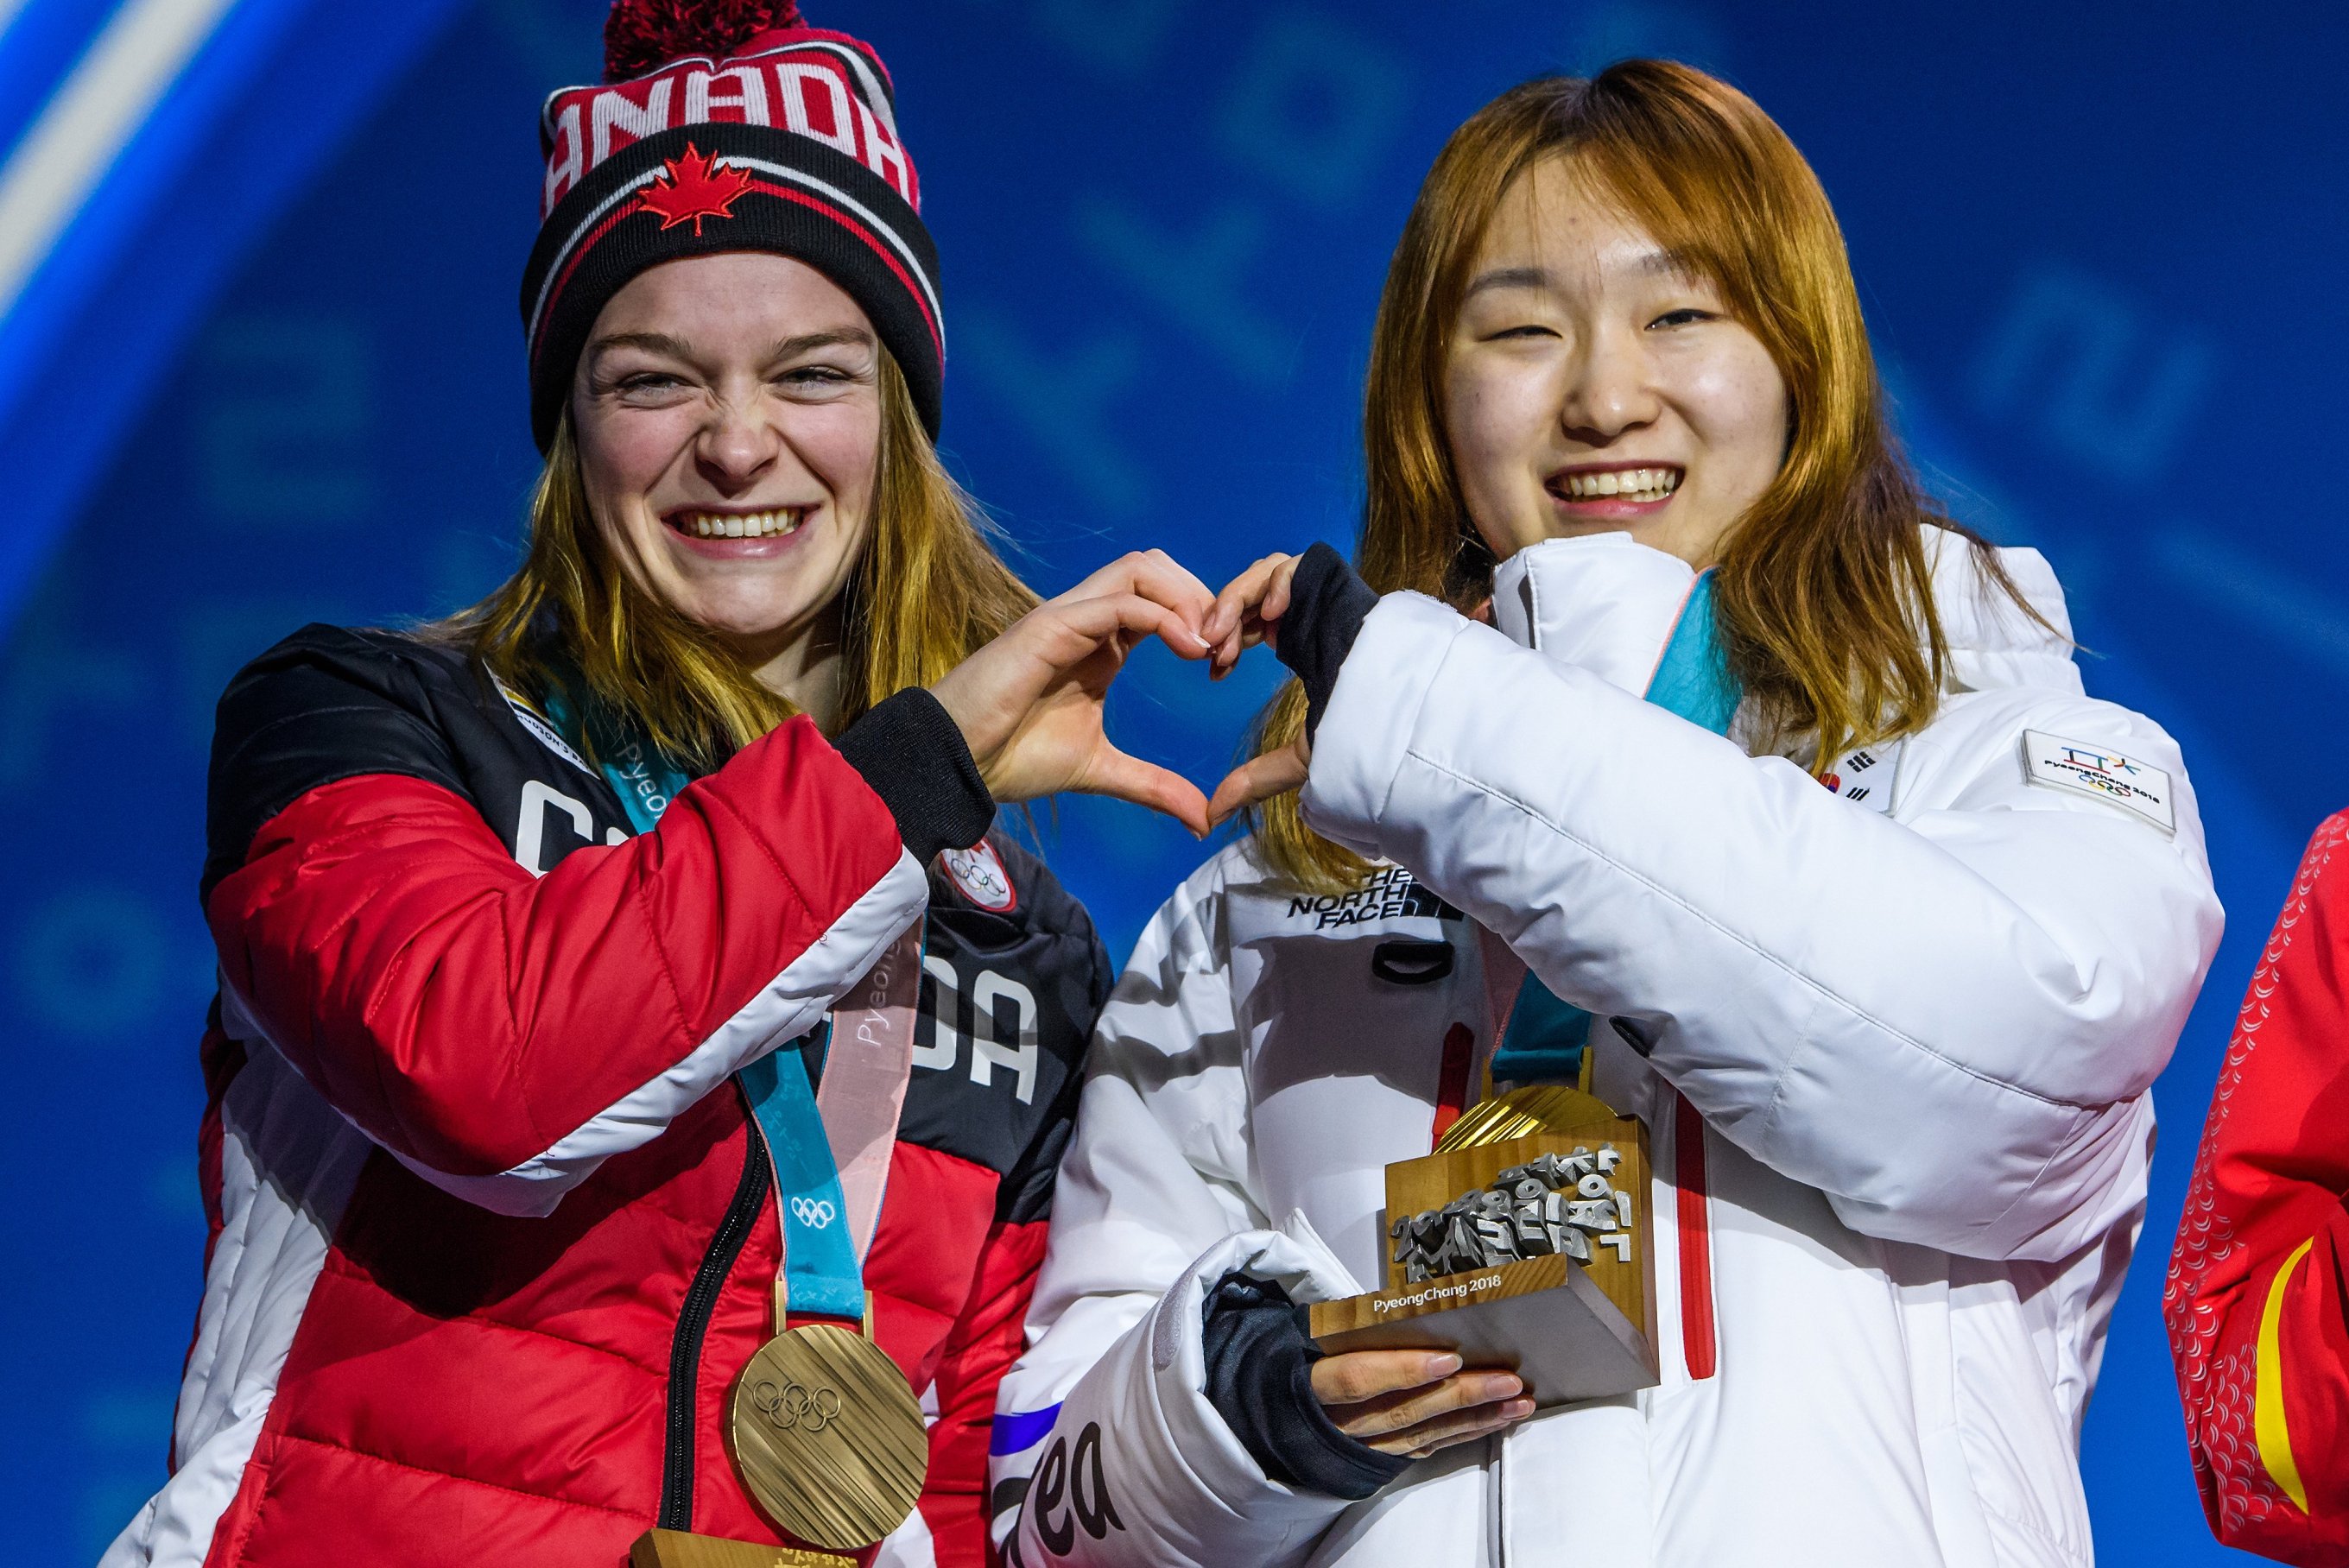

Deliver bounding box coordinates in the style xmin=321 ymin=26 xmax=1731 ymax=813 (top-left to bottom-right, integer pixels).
xmin=636 ymin=143 xmax=754 ymax=236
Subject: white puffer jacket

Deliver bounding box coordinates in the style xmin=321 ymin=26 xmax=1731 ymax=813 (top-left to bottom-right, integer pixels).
xmin=991 ymin=531 xmax=2221 ymax=1568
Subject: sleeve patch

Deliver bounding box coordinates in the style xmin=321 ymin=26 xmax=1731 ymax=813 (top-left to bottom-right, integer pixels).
xmin=2019 ymin=730 xmax=2176 ymax=834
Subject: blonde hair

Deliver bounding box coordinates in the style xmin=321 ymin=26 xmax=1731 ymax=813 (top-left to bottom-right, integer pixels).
xmin=1254 ymin=60 xmax=2035 ymax=890
xmin=440 ymin=349 xmax=1035 ymax=765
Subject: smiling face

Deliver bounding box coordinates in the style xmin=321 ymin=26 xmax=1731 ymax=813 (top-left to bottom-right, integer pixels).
xmin=570 ymin=251 xmax=882 ymax=670
xmin=1443 ymin=155 xmax=1790 ymax=569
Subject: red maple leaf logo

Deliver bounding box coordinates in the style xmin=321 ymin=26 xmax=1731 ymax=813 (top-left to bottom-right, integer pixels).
xmin=636 ymin=143 xmax=755 ymax=237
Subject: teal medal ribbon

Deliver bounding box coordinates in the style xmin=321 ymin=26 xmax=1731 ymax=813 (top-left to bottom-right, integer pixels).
xmin=738 ymin=1040 xmax=868 ymax=1320
xmin=1489 ymin=569 xmax=1743 ymax=1086
xmin=543 ymin=684 xmax=871 ymax=1323
xmin=543 ymin=686 xmax=694 ymax=837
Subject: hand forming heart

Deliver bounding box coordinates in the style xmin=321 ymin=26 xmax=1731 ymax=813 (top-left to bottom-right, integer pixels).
xmin=929 ymin=547 xmax=1348 ymax=840
xmin=1201 ymin=552 xmax=1310 ymax=829
xmin=929 ymin=549 xmax=1219 ymax=837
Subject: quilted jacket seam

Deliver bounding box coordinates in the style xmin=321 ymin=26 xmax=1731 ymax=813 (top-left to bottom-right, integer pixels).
xmin=313 ymin=1250 xmax=671 ymax=1379
xmin=270 ymin=1430 xmax=645 ymax=1517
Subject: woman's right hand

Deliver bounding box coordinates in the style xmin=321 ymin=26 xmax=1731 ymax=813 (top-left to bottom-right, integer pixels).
xmin=1310 ymin=1349 xmax=1536 ymax=1457
xmin=930 ymin=550 xmax=1217 ymax=835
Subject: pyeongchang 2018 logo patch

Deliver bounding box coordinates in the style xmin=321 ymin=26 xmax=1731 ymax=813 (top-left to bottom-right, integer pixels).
xmin=2020 ymin=730 xmax=2176 ymax=835
xmin=1287 ymin=863 xmax=1460 ymax=931
xmin=940 ymin=840 xmax=1016 ymax=913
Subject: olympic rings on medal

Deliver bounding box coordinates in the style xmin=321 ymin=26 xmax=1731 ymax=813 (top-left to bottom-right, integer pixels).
xmin=750 ymin=1376 xmax=845 ymax=1433
xmin=789 ymin=1196 xmax=837 ymax=1228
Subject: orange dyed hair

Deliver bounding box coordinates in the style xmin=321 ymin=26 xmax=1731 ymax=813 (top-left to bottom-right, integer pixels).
xmin=1254 ymin=60 xmax=2032 ymax=889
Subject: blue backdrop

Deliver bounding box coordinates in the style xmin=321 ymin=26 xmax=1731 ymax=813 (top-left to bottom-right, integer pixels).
xmin=1 ymin=2 xmax=2326 ymax=1561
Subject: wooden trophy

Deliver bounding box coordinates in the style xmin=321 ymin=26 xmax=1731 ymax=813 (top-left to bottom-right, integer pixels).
xmin=630 ymin=1529 xmax=854 ymax=1568
xmin=1307 ymin=1084 xmax=1659 ymax=1407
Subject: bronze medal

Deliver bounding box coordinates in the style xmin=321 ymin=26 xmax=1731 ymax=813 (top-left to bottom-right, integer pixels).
xmin=729 ymin=1324 xmax=929 ymax=1552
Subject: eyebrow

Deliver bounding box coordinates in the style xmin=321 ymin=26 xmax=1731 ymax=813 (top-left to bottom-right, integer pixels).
xmin=1461 ymin=249 xmax=1707 ymax=300
xmin=586 ymin=330 xmax=696 ymax=368
xmin=586 ymin=326 xmax=877 ymax=373
xmin=765 ymin=327 xmax=876 ymax=362
xmin=1635 ymin=247 xmax=1706 ymax=281
xmin=1462 ymin=266 xmax=1553 ymax=300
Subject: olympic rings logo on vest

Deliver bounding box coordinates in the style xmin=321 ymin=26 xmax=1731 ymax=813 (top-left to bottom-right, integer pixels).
xmin=749 ymin=1376 xmax=845 ymax=1435
xmin=790 ymin=1196 xmax=836 ymax=1228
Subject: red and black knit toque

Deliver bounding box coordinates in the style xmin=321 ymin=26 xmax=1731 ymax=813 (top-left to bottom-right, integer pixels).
xmin=604 ymin=0 xmax=803 ymax=82
xmin=519 ymin=0 xmax=942 ymax=452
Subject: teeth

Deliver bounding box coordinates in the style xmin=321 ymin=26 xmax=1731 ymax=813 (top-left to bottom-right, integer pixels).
xmin=681 ymin=509 xmax=804 ymax=539
xmin=1563 ymin=468 xmax=1681 ymax=502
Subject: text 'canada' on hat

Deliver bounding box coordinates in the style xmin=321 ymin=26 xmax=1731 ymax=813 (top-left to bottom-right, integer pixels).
xmin=519 ymin=0 xmax=943 ymax=452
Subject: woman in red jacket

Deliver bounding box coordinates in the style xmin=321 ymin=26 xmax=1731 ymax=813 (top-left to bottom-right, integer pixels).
xmin=2172 ymin=813 xmax=2349 ymax=1565
xmin=102 ymin=4 xmax=1212 ymax=1565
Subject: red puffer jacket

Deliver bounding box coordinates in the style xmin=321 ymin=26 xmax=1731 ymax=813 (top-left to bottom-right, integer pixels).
xmin=101 ymin=625 xmax=1107 ymax=1568
xmin=2170 ymin=809 xmax=2349 ymax=1565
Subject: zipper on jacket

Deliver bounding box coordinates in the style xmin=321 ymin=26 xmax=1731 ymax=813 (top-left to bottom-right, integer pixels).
xmin=659 ymin=1109 xmax=772 ymax=1530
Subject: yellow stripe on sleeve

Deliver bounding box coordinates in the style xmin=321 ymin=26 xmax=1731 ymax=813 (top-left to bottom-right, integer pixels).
xmin=2257 ymin=1237 xmax=2319 ymax=1513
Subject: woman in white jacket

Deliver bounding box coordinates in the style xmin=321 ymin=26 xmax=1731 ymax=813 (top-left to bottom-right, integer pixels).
xmin=990 ymin=61 xmax=2220 ymax=1568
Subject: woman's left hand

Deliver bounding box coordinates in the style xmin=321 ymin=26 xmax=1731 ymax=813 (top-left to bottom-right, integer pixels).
xmin=1201 ymin=551 xmax=1301 ymax=674
xmin=930 ymin=550 xmax=1217 ymax=835
xmin=1201 ymin=552 xmax=1310 ymax=827
xmin=1207 ymin=733 xmax=1309 ymax=830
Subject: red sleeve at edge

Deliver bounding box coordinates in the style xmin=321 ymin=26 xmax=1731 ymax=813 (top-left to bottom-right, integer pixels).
xmin=2169 ymin=810 xmax=2349 ymax=1565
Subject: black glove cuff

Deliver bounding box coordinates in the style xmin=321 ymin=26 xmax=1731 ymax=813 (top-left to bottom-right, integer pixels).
xmin=1200 ymin=1270 xmax=1410 ymax=1501
xmin=1272 ymin=542 xmax=1379 ymax=744
xmin=834 ymin=686 xmax=993 ymax=864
